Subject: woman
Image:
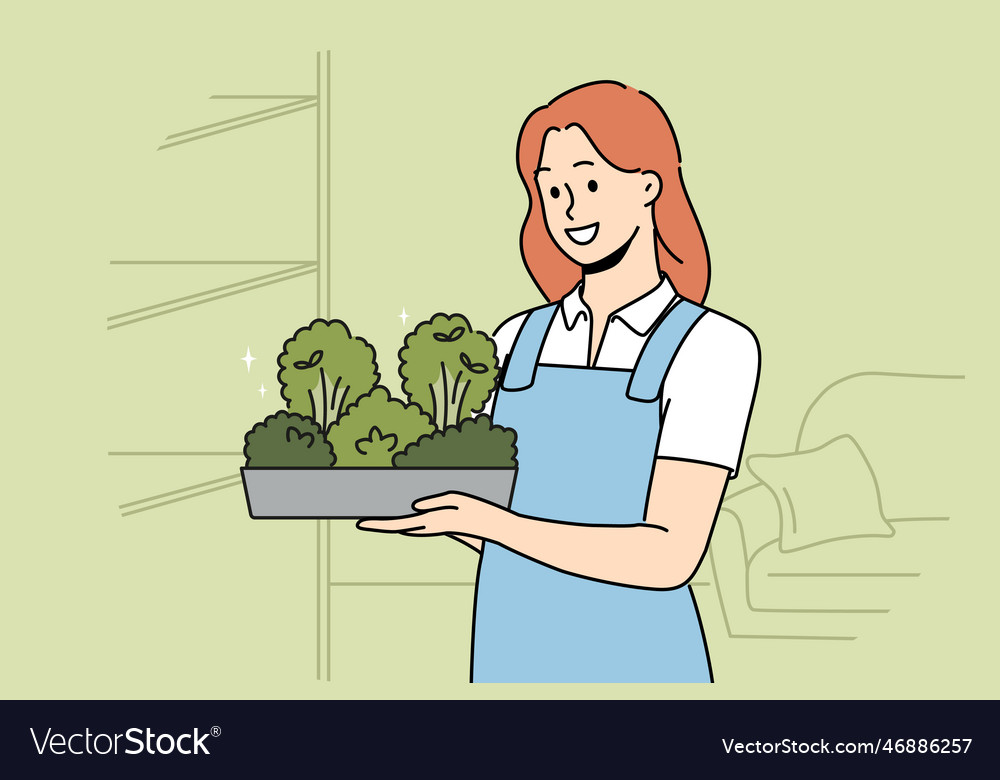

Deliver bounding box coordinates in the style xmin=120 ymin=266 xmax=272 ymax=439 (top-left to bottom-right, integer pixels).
xmin=359 ymin=81 xmax=760 ymax=682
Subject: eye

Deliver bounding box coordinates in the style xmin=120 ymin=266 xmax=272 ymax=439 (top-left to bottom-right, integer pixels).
xmin=588 ymin=179 xmax=598 ymax=192
xmin=549 ymin=186 xmax=560 ymax=199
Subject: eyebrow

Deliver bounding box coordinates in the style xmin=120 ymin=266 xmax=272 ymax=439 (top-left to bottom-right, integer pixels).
xmin=534 ymin=161 xmax=594 ymax=176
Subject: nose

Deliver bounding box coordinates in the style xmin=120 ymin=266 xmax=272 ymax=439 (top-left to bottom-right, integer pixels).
xmin=563 ymin=183 xmax=576 ymax=221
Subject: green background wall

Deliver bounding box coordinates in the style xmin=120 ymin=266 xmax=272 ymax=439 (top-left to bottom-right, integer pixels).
xmin=2 ymin=1 xmax=995 ymax=698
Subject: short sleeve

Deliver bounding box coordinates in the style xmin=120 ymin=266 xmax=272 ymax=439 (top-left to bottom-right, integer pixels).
xmin=657 ymin=312 xmax=760 ymax=478
xmin=479 ymin=311 xmax=529 ymax=417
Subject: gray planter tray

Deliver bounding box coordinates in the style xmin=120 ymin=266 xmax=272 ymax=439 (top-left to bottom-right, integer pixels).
xmin=241 ymin=466 xmax=517 ymax=519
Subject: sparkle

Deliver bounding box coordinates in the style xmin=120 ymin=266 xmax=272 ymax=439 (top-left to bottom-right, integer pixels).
xmin=257 ymin=384 xmax=267 ymax=398
xmin=398 ymin=308 xmax=410 ymax=326
xmin=241 ymin=347 xmax=256 ymax=372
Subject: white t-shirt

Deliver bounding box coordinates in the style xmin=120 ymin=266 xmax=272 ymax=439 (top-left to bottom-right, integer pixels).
xmin=483 ymin=276 xmax=760 ymax=479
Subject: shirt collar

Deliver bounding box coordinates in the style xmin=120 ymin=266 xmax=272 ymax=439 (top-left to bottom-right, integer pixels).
xmin=560 ymin=274 xmax=680 ymax=337
xmin=559 ymin=282 xmax=590 ymax=331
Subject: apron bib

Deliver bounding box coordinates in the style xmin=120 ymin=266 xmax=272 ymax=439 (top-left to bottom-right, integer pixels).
xmin=474 ymin=299 xmax=713 ymax=682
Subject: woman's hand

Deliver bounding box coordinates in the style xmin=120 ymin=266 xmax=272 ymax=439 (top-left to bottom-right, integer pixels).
xmin=356 ymin=492 xmax=510 ymax=539
xmin=355 ymin=460 xmax=729 ymax=589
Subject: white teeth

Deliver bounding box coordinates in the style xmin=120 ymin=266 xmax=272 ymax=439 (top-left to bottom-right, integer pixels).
xmin=566 ymin=223 xmax=598 ymax=245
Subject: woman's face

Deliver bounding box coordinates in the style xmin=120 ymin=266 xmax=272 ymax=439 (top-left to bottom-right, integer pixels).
xmin=535 ymin=125 xmax=659 ymax=270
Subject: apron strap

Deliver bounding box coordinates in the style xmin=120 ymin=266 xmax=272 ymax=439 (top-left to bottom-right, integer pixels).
xmin=626 ymin=299 xmax=707 ymax=402
xmin=499 ymin=303 xmax=559 ymax=391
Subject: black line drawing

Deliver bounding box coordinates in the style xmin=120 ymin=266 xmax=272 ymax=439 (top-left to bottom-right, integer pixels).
xmin=239 ymin=313 xmax=517 ymax=520
xmin=107 ymin=70 xmax=957 ymax=686
xmin=357 ymin=82 xmax=759 ymax=683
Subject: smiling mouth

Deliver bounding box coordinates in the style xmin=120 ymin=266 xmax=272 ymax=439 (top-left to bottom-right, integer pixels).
xmin=580 ymin=225 xmax=640 ymax=276
xmin=565 ymin=223 xmax=599 ymax=245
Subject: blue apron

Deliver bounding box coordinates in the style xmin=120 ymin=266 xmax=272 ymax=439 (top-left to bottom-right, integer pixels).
xmin=474 ymin=299 xmax=713 ymax=683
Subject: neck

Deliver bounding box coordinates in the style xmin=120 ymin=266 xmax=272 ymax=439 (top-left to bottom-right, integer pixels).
xmin=580 ymin=225 xmax=662 ymax=316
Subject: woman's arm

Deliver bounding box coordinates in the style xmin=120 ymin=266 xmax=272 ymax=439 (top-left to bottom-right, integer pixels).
xmin=358 ymin=458 xmax=729 ymax=589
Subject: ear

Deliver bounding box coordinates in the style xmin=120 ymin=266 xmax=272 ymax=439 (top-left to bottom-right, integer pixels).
xmin=640 ymin=170 xmax=662 ymax=207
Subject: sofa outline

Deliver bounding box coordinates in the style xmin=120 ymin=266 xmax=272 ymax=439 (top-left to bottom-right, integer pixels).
xmin=703 ymin=371 xmax=964 ymax=641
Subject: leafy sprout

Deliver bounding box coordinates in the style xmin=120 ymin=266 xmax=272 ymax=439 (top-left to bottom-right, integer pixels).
xmin=243 ymin=411 xmax=336 ymax=467
xmin=277 ymin=319 xmax=380 ymax=434
xmin=393 ymin=416 xmax=517 ymax=468
xmin=398 ymin=313 xmax=498 ymax=430
xmin=327 ymin=386 xmax=435 ymax=467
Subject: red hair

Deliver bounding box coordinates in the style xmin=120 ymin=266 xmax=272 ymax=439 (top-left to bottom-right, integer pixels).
xmin=516 ymin=81 xmax=710 ymax=304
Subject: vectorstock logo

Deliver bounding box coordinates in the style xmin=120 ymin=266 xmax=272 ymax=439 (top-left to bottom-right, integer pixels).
xmin=29 ymin=726 xmax=221 ymax=756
